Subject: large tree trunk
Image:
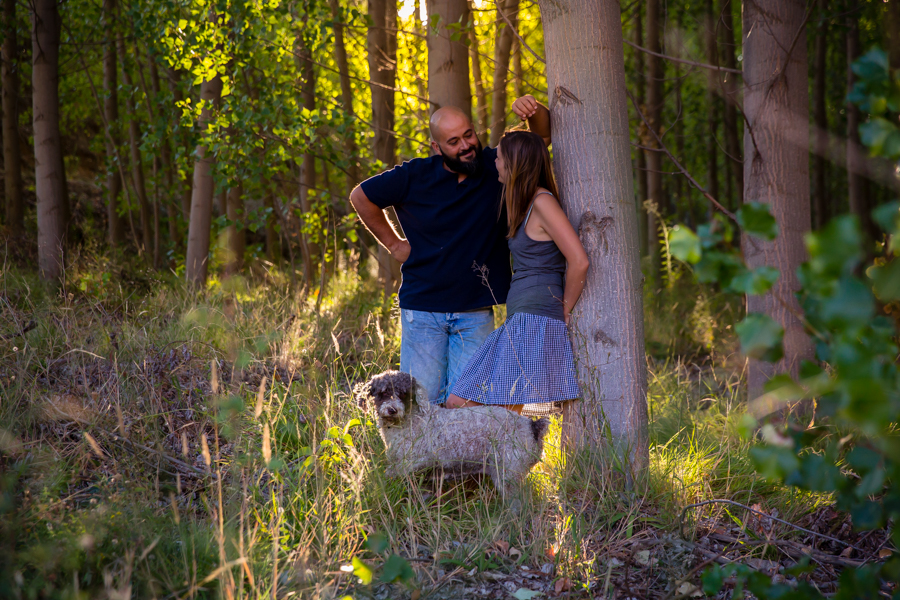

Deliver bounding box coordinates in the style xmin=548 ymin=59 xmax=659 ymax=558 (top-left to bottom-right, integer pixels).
xmin=488 ymin=0 xmax=519 ymax=146
xmin=719 ymin=0 xmax=742 ymax=208
xmin=32 ymin=0 xmax=67 ymax=280
xmin=2 ymin=0 xmax=22 ymax=232
xmin=537 ymin=0 xmax=648 ymax=470
xmin=812 ymin=0 xmax=828 ymax=230
xmin=102 ymin=0 xmax=125 ymax=246
xmin=633 ymin=5 xmax=648 ymax=257
xmin=185 ymin=74 xmax=223 ymax=286
xmin=705 ymin=0 xmax=718 ymax=214
xmin=368 ymin=0 xmax=402 ymax=296
xmin=742 ymin=0 xmax=813 ymax=401
xmin=329 ymin=0 xmax=360 ymax=193
xmin=467 ymin=6 xmax=488 ymax=135
xmin=426 ymin=0 xmax=471 ymax=116
xmin=645 ymin=0 xmax=663 ymax=283
xmin=118 ymin=31 xmax=152 ymax=256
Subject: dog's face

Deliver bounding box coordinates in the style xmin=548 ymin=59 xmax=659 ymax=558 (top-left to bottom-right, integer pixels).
xmin=358 ymin=371 xmax=417 ymax=426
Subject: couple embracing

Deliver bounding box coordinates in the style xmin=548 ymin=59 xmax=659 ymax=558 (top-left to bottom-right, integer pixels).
xmin=350 ymin=95 xmax=589 ymax=414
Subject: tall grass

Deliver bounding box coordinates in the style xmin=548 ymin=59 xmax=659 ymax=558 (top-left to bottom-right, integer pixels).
xmin=0 ymin=254 xmax=828 ymax=599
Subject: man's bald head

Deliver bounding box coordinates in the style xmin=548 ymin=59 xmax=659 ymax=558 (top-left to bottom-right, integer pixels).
xmin=429 ymin=106 xmax=473 ymax=142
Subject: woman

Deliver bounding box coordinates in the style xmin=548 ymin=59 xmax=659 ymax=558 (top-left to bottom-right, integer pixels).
xmin=446 ymin=130 xmax=589 ymax=413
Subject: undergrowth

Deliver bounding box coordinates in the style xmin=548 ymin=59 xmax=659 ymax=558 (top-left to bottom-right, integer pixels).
xmin=0 ymin=251 xmax=830 ymax=599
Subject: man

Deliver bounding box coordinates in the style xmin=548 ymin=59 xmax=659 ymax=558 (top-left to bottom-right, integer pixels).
xmin=350 ymin=96 xmax=551 ymax=404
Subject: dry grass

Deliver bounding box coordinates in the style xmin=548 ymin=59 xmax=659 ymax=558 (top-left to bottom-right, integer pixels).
xmin=0 ymin=256 xmax=859 ymax=600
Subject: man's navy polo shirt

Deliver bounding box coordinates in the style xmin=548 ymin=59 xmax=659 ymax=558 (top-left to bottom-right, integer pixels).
xmin=360 ymin=146 xmax=511 ymax=312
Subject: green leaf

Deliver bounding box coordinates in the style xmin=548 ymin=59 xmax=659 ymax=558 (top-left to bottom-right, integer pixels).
xmin=859 ymin=118 xmax=897 ymax=156
xmin=735 ymin=313 xmax=784 ymax=362
xmin=851 ymin=49 xmax=889 ymax=82
xmin=872 ymin=201 xmax=900 ymax=235
xmin=352 ymin=557 xmax=373 ymax=585
xmin=737 ymin=202 xmax=778 ymax=240
xmin=668 ymin=226 xmax=702 ymax=264
xmin=365 ymin=532 xmax=388 ymax=554
xmin=804 ymin=216 xmax=863 ymax=276
xmin=819 ymin=276 xmax=874 ymax=328
xmin=728 ymin=266 xmax=780 ymax=295
xmin=380 ymin=554 xmax=415 ymax=584
xmin=868 ymin=259 xmax=900 ymax=301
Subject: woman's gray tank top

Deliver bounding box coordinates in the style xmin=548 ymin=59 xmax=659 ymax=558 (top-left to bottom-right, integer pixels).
xmin=506 ymin=193 xmax=567 ymax=322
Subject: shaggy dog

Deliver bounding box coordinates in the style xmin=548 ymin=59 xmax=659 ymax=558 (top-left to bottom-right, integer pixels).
xmin=356 ymin=370 xmax=550 ymax=499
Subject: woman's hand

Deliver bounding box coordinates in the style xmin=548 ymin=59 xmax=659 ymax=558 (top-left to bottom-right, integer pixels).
xmin=511 ymin=95 xmax=539 ymax=120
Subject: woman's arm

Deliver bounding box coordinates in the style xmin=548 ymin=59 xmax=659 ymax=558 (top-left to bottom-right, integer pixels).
xmin=531 ymin=194 xmax=590 ymax=324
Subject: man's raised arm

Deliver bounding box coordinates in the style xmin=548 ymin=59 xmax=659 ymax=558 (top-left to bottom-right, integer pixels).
xmin=511 ymin=95 xmax=552 ymax=146
xmin=349 ymin=186 xmax=410 ymax=263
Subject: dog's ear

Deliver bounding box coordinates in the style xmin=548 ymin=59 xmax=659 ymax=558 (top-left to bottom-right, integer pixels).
xmin=353 ymin=379 xmax=373 ymax=409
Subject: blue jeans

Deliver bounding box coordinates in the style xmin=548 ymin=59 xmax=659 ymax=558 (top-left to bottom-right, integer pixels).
xmin=399 ymin=308 xmax=495 ymax=405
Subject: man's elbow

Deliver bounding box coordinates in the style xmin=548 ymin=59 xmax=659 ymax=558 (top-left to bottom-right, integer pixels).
xmin=349 ymin=186 xmax=366 ymax=211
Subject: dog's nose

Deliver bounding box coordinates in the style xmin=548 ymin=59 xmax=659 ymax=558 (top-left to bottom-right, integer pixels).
xmin=386 ymin=407 xmax=397 ymax=416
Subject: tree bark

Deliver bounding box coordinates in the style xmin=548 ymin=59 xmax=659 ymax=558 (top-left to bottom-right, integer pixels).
xmin=265 ymin=193 xmax=280 ymax=265
xmin=225 ymin=184 xmax=244 ymax=275
xmin=328 ymin=0 xmax=360 ymax=193
xmin=148 ymin=49 xmax=179 ymax=252
xmin=512 ymin=37 xmax=523 ymax=98
xmin=537 ymin=0 xmax=648 ymax=471
xmin=467 ymin=5 xmax=488 ymax=135
xmin=633 ymin=5 xmax=648 ymax=257
xmin=742 ymin=0 xmax=814 ymax=401
xmin=887 ymin=0 xmax=900 ymax=71
xmin=488 ymin=0 xmax=519 ymax=146
xmin=167 ymin=69 xmax=193 ymax=227
xmin=719 ymin=0 xmax=742 ymax=208
xmin=368 ymin=0 xmax=402 ymax=296
xmin=2 ymin=0 xmax=23 ymax=232
xmin=812 ymin=0 xmax=828 ymax=230
xmin=118 ymin=30 xmax=152 ymax=256
xmin=846 ymin=14 xmax=869 ymax=244
xmin=102 ymin=0 xmax=125 ymax=246
xmin=645 ymin=0 xmax=663 ymax=283
xmin=32 ymin=0 xmax=67 ymax=280
xmin=185 ymin=74 xmax=222 ymax=286
xmin=295 ymin=26 xmax=317 ymax=286
xmin=426 ymin=0 xmax=471 ymax=117
xmin=705 ymin=0 xmax=719 ymax=214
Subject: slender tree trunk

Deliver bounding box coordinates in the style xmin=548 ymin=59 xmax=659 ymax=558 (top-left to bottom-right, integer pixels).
xmin=719 ymin=0 xmax=742 ymax=208
xmin=633 ymin=5 xmax=648 ymax=257
xmin=102 ymin=0 xmax=125 ymax=246
xmin=167 ymin=70 xmax=192 ymax=227
xmin=265 ymin=193 xmax=280 ymax=264
xmin=813 ymin=0 xmax=828 ymax=230
xmin=742 ymin=0 xmax=813 ymax=402
xmin=887 ymin=0 xmax=900 ymax=71
xmin=118 ymin=30 xmax=151 ymax=255
xmin=512 ymin=38 xmax=523 ymax=98
xmin=846 ymin=15 xmax=869 ymax=245
xmin=537 ymin=0 xmax=648 ymax=470
xmin=225 ymin=184 xmax=244 ymax=276
xmin=295 ymin=27 xmax=317 ymax=286
xmin=488 ymin=0 xmax=519 ymax=146
xmin=32 ymin=0 xmax=67 ymax=280
xmin=467 ymin=5 xmax=488 ymax=135
xmin=426 ymin=0 xmax=471 ymax=116
xmin=705 ymin=0 xmax=718 ymax=215
xmin=368 ymin=0 xmax=402 ymax=295
xmin=185 ymin=74 xmax=223 ymax=286
xmin=645 ymin=0 xmax=663 ymax=283
xmin=148 ymin=49 xmax=178 ymax=252
xmin=2 ymin=0 xmax=22 ymax=232
xmin=329 ymin=0 xmax=360 ymax=193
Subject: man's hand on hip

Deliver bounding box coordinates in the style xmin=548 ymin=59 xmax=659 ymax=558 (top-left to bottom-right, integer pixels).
xmin=389 ymin=239 xmax=411 ymax=263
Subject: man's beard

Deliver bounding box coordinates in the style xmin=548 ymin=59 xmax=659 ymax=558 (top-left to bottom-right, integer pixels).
xmin=440 ymin=140 xmax=484 ymax=176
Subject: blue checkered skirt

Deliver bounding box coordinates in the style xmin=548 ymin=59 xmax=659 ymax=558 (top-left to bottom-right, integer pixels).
xmin=451 ymin=312 xmax=581 ymax=405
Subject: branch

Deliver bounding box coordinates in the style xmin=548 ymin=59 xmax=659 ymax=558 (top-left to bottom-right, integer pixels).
xmin=624 ymin=40 xmax=742 ymax=75
xmin=626 ymin=88 xmax=738 ymax=223
xmin=495 ymin=0 xmax=545 ymax=65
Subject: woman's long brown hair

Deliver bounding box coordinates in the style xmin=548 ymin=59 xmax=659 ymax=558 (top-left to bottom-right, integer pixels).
xmin=498 ymin=130 xmax=560 ymax=238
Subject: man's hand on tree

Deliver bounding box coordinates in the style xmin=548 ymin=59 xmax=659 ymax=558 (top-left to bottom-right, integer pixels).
xmin=389 ymin=239 xmax=411 ymax=263
xmin=511 ymin=95 xmax=540 ymax=120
